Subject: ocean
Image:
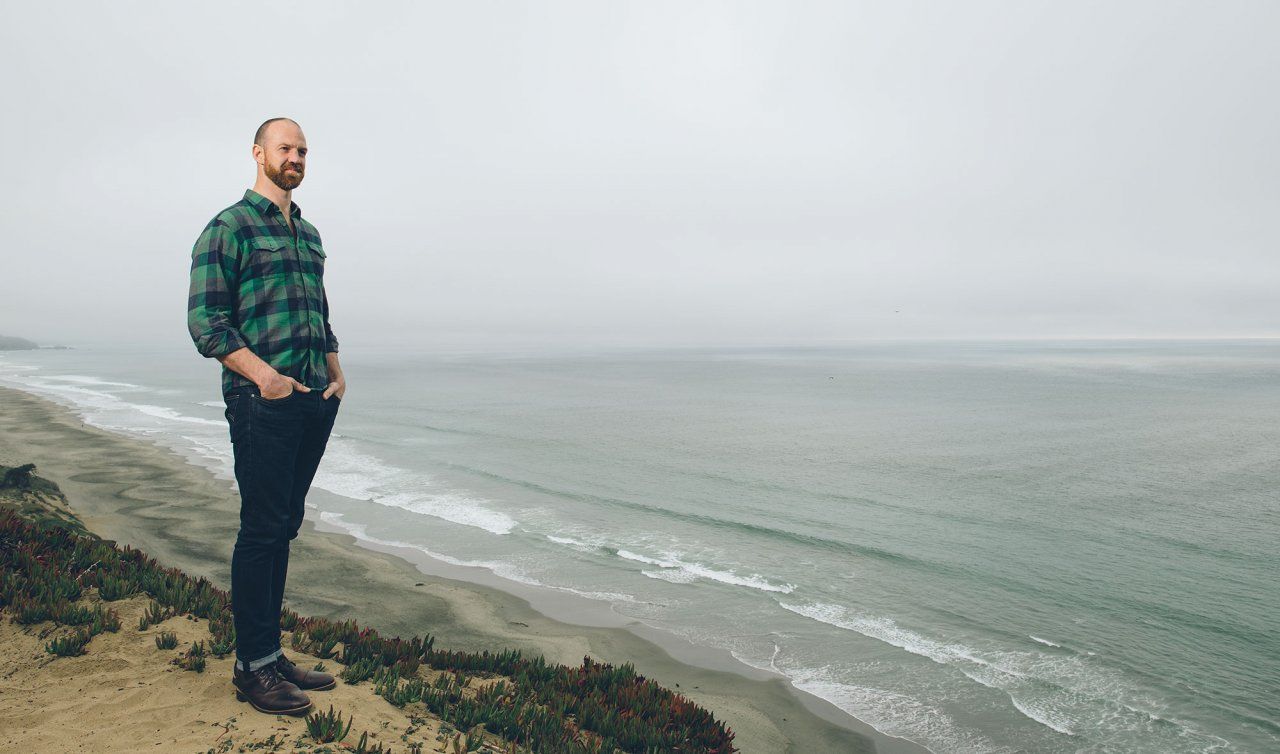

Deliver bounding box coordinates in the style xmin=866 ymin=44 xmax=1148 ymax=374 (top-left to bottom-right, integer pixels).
xmin=1 ymin=340 xmax=1276 ymax=753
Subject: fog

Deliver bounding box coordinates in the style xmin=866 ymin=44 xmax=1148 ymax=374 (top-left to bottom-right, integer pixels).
xmin=2 ymin=1 xmax=1277 ymax=350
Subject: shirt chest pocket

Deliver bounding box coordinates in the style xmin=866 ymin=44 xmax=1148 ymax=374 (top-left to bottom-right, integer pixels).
xmin=238 ymin=236 xmax=327 ymax=320
xmin=243 ymin=237 xmax=295 ymax=282
xmin=242 ymin=237 xmax=325 ymax=279
xmin=299 ymin=238 xmax=326 ymax=278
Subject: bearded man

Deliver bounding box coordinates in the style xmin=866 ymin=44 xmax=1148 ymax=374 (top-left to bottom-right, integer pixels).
xmin=187 ymin=117 xmax=346 ymax=715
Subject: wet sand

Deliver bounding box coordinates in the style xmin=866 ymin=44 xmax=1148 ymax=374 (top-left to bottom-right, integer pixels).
xmin=0 ymin=385 xmax=929 ymax=754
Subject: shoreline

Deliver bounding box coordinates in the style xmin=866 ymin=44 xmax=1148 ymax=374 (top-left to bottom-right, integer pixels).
xmin=0 ymin=384 xmax=929 ymax=754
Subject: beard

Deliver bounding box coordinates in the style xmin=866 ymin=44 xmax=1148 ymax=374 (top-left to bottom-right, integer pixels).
xmin=264 ymin=159 xmax=304 ymax=190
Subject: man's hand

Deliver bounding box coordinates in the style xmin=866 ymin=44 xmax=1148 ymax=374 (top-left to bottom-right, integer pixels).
xmin=322 ymin=376 xmax=345 ymax=400
xmin=323 ymin=351 xmax=345 ymax=401
xmin=261 ymin=372 xmax=311 ymax=400
xmin=218 ymin=347 xmax=311 ymax=399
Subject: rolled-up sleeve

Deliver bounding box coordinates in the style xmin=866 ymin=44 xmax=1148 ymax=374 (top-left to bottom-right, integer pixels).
xmin=321 ymin=287 xmax=339 ymax=353
xmin=187 ymin=221 xmax=248 ymax=358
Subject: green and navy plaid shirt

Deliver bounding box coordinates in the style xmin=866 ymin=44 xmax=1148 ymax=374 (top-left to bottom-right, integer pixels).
xmin=187 ymin=188 xmax=338 ymax=398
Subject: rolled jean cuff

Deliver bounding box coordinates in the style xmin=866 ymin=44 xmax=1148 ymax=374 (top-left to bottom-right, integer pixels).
xmin=238 ymin=647 xmax=283 ymax=672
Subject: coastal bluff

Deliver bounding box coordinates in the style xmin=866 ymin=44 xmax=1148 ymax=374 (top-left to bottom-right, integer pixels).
xmin=0 ymin=463 xmax=739 ymax=754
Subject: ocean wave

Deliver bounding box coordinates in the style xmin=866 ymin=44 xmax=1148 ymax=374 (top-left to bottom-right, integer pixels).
xmin=777 ymin=600 xmax=1237 ymax=750
xmin=545 ymin=534 xmax=598 ymax=550
xmin=780 ymin=601 xmax=998 ymax=671
xmin=316 ymin=511 xmax=639 ymax=605
xmin=640 ymin=568 xmax=700 ymax=585
xmin=0 ymin=372 xmax=221 ymax=428
xmin=536 ymin=530 xmax=797 ymax=595
xmin=616 ymin=549 xmax=678 ymax=567
xmin=129 ymin=402 xmax=223 ymax=426
xmin=41 ymin=374 xmax=143 ymax=388
xmin=177 ymin=434 xmax=235 ymax=477
xmin=313 ymin=440 xmax=517 ymax=535
xmin=1009 ymin=697 xmax=1076 ymax=736
xmin=783 ymin=663 xmax=1009 ymax=754
xmin=1 ymin=364 xmax=518 ymax=537
xmin=617 ymin=548 xmax=795 ymax=593
xmin=435 ymin=462 xmax=950 ymax=575
xmin=318 ymin=510 xmax=534 ymax=579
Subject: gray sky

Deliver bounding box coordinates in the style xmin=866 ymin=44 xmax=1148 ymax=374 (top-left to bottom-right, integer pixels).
xmin=2 ymin=1 xmax=1277 ymax=350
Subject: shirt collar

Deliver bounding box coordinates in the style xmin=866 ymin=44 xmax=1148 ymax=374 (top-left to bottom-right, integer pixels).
xmin=243 ymin=188 xmax=303 ymax=221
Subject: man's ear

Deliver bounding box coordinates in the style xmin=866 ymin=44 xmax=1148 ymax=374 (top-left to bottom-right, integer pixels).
xmin=251 ymin=143 xmax=263 ymax=167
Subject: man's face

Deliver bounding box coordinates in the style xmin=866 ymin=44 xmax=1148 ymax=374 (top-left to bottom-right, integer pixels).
xmin=260 ymin=123 xmax=307 ymax=190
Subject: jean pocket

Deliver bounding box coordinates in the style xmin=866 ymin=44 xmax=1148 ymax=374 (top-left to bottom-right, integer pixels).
xmin=225 ymin=394 xmax=250 ymax=444
xmin=256 ymin=387 xmax=297 ymax=405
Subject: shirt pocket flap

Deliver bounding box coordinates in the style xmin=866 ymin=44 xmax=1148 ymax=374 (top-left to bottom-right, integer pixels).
xmin=303 ymin=239 xmax=326 ymax=259
xmin=243 ymin=236 xmax=292 ymax=280
xmin=251 ymin=235 xmax=294 ymax=252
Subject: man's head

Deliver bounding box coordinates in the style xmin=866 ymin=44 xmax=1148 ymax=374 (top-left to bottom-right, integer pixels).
xmin=253 ymin=117 xmax=307 ymax=191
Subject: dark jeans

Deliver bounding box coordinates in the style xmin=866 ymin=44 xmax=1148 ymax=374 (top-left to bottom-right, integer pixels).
xmin=223 ymin=384 xmax=340 ymax=671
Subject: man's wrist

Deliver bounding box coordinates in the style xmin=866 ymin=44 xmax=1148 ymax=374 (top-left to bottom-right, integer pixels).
xmin=251 ymin=364 xmax=279 ymax=388
xmin=217 ymin=347 xmax=278 ymax=389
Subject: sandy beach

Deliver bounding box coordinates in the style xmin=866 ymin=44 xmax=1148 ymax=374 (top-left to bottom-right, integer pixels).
xmin=0 ymin=385 xmax=927 ymax=754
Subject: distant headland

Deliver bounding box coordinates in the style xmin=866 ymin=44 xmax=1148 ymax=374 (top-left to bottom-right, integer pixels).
xmin=0 ymin=335 xmax=70 ymax=350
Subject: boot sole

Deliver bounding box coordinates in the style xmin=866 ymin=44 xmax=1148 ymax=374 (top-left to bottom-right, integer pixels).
xmin=234 ymin=690 xmax=313 ymax=716
xmin=300 ymin=679 xmax=337 ymax=691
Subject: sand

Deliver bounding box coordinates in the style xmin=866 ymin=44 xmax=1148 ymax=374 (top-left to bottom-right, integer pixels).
xmin=0 ymin=591 xmax=456 ymax=752
xmin=0 ymin=385 xmax=928 ymax=754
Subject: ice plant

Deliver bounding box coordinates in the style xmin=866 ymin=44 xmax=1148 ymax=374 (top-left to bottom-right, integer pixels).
xmin=46 ymin=627 xmax=91 ymax=656
xmin=304 ymin=704 xmax=352 ymax=743
xmin=351 ymin=729 xmax=392 ymax=754
xmin=172 ymin=639 xmax=207 ymax=672
xmin=1 ymin=492 xmax=740 ymax=754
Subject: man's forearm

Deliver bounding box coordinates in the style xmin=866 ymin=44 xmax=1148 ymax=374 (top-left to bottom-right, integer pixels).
xmin=217 ymin=347 xmax=279 ymax=388
xmin=326 ymin=351 xmax=343 ymax=384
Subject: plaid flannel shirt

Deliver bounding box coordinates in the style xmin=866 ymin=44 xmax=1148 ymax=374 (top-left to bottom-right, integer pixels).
xmin=187 ymin=188 xmax=338 ymax=398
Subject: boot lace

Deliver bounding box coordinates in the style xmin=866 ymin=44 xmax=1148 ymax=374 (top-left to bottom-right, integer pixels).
xmin=251 ymin=661 xmax=285 ymax=690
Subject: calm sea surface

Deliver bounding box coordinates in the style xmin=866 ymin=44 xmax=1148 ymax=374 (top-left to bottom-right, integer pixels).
xmin=2 ymin=340 xmax=1276 ymax=753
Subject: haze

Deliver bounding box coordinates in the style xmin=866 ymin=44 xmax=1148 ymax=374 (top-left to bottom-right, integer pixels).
xmin=2 ymin=1 xmax=1277 ymax=350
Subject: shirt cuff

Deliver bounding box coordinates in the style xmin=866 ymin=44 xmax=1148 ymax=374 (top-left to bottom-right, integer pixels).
xmin=196 ymin=329 xmax=248 ymax=359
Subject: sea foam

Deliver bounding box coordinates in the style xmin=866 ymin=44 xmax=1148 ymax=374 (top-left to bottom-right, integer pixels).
xmin=777 ymin=600 xmax=1234 ymax=750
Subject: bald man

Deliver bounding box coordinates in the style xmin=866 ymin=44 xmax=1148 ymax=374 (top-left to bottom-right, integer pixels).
xmin=187 ymin=117 xmax=346 ymax=715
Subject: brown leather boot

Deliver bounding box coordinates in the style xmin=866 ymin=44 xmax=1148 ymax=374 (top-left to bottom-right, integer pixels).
xmin=276 ymin=651 xmax=337 ymax=691
xmin=232 ymin=660 xmax=312 ymax=715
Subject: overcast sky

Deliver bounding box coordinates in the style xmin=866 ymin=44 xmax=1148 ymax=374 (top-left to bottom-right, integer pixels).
xmin=2 ymin=1 xmax=1277 ymax=350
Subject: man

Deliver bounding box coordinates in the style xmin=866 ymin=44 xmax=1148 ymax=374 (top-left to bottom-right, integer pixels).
xmin=187 ymin=117 xmax=346 ymax=716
